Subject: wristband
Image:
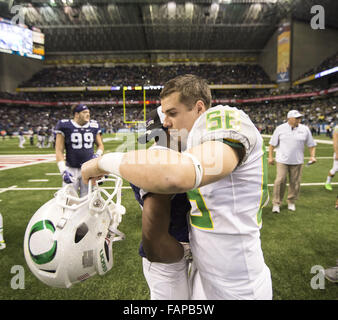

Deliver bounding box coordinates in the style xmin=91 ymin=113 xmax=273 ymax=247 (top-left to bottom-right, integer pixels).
xmin=57 ymin=161 xmax=66 ymax=174
xmin=96 ymin=149 xmax=103 ymax=156
xmin=183 ymin=152 xmax=203 ymax=190
xmin=98 ymin=152 xmax=124 ymax=177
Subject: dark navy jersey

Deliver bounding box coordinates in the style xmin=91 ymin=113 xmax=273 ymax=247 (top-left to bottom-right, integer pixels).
xmin=55 ymin=119 xmax=101 ymax=168
xmin=130 ymin=183 xmax=190 ymax=258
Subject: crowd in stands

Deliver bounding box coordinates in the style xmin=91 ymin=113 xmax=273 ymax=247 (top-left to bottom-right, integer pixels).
xmin=2 ymin=82 xmax=335 ymax=107
xmin=0 ymin=104 xmax=146 ymax=135
xmin=18 ymin=64 xmax=272 ymax=88
xmin=1 ymin=59 xmax=337 ymax=142
xmin=1 ymin=95 xmax=337 ymax=141
xmin=243 ymin=97 xmax=337 ymax=136
xmin=298 ymin=51 xmax=338 ymax=80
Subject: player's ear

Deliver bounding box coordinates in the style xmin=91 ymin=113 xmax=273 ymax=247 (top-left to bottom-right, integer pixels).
xmin=195 ymin=100 xmax=206 ymax=115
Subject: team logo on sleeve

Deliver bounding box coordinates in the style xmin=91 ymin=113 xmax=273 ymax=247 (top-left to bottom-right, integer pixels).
xmin=90 ymin=122 xmax=99 ymax=128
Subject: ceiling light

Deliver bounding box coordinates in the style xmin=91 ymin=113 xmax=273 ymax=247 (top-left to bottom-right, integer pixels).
xmin=168 ymin=2 xmax=176 ymax=11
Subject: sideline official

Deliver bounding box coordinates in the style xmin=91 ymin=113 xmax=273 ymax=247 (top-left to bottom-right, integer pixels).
xmin=268 ymin=110 xmax=316 ymax=213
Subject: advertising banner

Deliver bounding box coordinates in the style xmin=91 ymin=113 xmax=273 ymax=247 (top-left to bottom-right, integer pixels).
xmin=277 ymin=22 xmax=291 ymax=83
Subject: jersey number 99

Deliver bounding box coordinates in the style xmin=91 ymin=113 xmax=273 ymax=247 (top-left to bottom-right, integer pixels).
xmin=71 ymin=132 xmax=94 ymax=149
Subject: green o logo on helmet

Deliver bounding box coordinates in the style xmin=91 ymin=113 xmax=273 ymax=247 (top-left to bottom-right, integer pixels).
xmin=28 ymin=220 xmax=57 ymax=265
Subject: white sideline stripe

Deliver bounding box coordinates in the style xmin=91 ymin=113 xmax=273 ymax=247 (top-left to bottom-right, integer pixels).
xmin=102 ymin=137 xmax=123 ymax=142
xmin=0 ymin=183 xmax=337 ymax=192
xmin=28 ymin=179 xmax=49 ymax=182
xmin=45 ymin=173 xmax=60 ymax=175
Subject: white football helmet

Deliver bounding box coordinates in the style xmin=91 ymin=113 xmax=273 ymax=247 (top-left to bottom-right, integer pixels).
xmin=23 ymin=175 xmax=126 ymax=288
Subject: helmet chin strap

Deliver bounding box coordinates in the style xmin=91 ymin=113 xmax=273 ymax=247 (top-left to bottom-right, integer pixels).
xmin=107 ymin=225 xmax=125 ymax=242
xmin=55 ymin=175 xmax=126 ymax=238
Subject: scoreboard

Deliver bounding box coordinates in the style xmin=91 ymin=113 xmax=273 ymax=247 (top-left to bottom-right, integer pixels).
xmin=0 ymin=18 xmax=45 ymax=60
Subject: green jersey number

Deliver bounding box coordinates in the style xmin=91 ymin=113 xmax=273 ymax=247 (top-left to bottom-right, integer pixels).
xmin=206 ymin=109 xmax=241 ymax=132
xmin=187 ymin=189 xmax=214 ymax=230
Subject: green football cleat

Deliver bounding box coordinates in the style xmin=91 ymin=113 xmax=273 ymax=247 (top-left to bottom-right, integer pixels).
xmin=0 ymin=240 xmax=6 ymax=250
xmin=325 ymin=183 xmax=332 ymax=191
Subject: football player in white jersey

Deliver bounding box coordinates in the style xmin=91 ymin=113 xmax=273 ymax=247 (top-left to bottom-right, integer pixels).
xmin=325 ymin=125 xmax=338 ymax=192
xmin=0 ymin=213 xmax=5 ymax=250
xmin=82 ymin=74 xmax=272 ymax=300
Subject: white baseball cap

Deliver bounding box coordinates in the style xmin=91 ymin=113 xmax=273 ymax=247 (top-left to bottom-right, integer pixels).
xmin=287 ymin=110 xmax=303 ymax=119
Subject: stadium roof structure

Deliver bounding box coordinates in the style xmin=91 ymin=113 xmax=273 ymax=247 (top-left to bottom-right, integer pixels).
xmin=0 ymin=0 xmax=337 ymax=55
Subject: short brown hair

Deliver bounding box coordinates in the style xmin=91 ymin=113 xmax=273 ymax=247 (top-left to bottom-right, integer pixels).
xmin=160 ymin=74 xmax=212 ymax=110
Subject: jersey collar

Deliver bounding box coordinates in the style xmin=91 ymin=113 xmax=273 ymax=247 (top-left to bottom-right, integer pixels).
xmin=71 ymin=120 xmax=90 ymax=129
xmin=287 ymin=123 xmax=299 ymax=131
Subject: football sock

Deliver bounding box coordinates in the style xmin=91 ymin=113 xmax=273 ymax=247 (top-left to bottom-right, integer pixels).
xmin=326 ymin=176 xmax=332 ymax=184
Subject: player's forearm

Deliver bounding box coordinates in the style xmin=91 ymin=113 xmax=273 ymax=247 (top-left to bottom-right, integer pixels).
xmin=120 ymin=149 xmax=195 ymax=193
xmin=55 ymin=146 xmax=65 ymax=163
xmin=55 ymin=135 xmax=65 ymax=163
xmin=81 ymin=150 xmax=194 ymax=193
xmin=82 ymin=141 xmax=238 ymax=191
xmin=96 ymin=137 xmax=104 ymax=154
xmin=119 ymin=142 xmax=236 ymax=192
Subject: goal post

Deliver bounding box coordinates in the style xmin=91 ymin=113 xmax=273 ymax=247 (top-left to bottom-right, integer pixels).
xmin=123 ymin=86 xmax=146 ymax=124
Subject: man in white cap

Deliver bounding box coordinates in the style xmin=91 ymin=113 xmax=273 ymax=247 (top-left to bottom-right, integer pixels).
xmin=268 ymin=110 xmax=317 ymax=213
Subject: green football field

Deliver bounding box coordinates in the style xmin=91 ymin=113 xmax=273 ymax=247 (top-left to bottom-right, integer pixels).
xmin=0 ymin=134 xmax=337 ymax=300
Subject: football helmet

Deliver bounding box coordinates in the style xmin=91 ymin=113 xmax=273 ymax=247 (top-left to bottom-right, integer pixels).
xmin=23 ymin=175 xmax=126 ymax=288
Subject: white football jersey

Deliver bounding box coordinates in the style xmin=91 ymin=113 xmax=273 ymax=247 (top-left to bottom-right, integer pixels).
xmin=186 ymin=105 xmax=270 ymax=294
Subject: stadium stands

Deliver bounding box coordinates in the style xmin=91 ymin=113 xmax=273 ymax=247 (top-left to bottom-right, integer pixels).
xmin=1 ymin=60 xmax=337 ymax=137
xmin=0 ymin=94 xmax=336 ymax=137
xmin=297 ymin=51 xmax=338 ymax=80
xmin=18 ymin=64 xmax=272 ymax=88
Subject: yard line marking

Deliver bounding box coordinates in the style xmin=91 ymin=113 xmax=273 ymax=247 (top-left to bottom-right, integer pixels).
xmin=45 ymin=173 xmax=60 ymax=176
xmin=304 ymin=157 xmax=334 ymax=159
xmin=0 ymin=185 xmax=17 ymax=194
xmin=262 ymin=134 xmax=333 ymax=145
xmin=267 ymin=182 xmax=338 ymax=187
xmin=28 ymin=179 xmax=49 ymax=182
xmin=313 ymin=139 xmax=333 ymax=145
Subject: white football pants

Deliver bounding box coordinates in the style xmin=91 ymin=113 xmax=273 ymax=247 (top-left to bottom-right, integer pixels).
xmin=142 ymin=257 xmax=206 ymax=300
xmin=329 ymin=153 xmax=338 ymax=176
xmin=63 ymin=166 xmax=88 ymax=197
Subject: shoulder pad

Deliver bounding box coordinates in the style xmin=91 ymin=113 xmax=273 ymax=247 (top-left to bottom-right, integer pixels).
xmin=187 ymin=105 xmax=259 ymax=163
